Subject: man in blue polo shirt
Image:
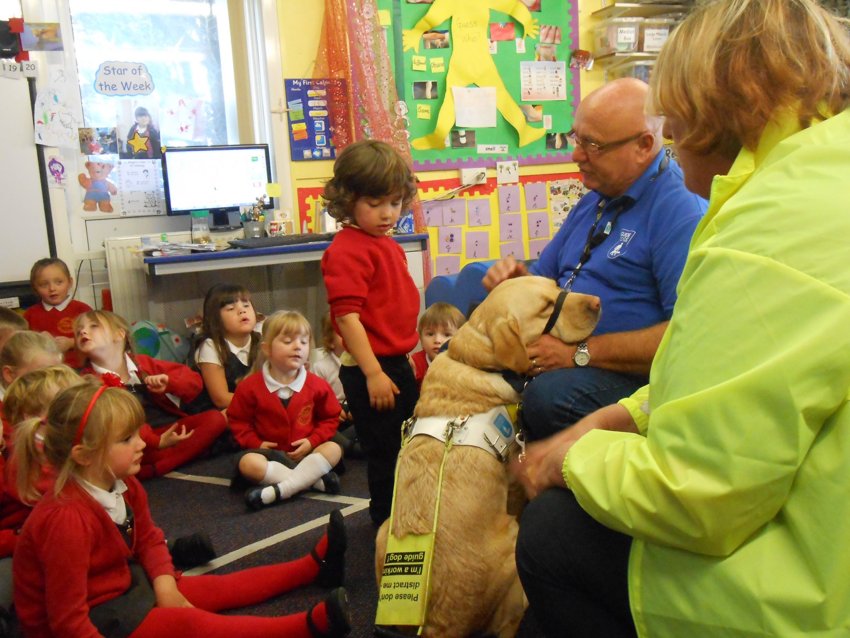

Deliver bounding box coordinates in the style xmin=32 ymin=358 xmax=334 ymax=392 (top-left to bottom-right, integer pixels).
xmin=483 ymin=78 xmax=707 ymax=440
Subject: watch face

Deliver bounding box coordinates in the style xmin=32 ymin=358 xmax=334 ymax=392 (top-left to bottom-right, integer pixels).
xmin=574 ymin=347 xmax=590 ymax=367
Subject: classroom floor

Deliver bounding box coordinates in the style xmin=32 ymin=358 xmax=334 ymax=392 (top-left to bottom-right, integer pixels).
xmin=146 ymin=453 xmax=380 ymax=636
xmin=147 ymin=453 xmax=542 ymax=637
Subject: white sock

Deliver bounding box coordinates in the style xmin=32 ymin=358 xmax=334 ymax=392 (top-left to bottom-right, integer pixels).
xmin=261 ymin=460 xmax=293 ymax=485
xmin=268 ymin=453 xmax=332 ymax=501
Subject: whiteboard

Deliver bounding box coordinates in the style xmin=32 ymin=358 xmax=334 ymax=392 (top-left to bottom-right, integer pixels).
xmin=0 ymin=75 xmax=52 ymax=285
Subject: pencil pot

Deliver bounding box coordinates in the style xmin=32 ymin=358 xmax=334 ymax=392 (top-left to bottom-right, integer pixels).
xmin=243 ymin=221 xmax=263 ymax=238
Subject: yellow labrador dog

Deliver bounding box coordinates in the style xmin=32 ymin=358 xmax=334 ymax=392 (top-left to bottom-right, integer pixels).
xmin=375 ymin=276 xmax=600 ymax=637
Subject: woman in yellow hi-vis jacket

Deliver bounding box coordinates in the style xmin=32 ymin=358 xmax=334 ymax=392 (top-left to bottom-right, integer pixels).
xmin=512 ymin=0 xmax=850 ymax=636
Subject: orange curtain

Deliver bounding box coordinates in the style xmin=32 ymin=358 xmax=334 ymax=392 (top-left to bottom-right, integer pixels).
xmin=314 ymin=0 xmax=425 ymax=232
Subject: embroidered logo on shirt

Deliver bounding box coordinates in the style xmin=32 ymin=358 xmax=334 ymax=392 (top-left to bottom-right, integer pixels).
xmin=297 ymin=404 xmax=313 ymax=426
xmin=608 ymin=229 xmax=635 ymax=259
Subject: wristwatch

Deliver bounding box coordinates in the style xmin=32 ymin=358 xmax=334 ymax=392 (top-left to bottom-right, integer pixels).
xmin=573 ymin=342 xmax=591 ymax=367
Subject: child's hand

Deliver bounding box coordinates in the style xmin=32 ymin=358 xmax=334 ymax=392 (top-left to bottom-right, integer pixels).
xmin=367 ymin=370 xmax=400 ymax=411
xmin=339 ymin=410 xmax=353 ymax=423
xmin=145 ymin=374 xmax=169 ymax=393
xmin=289 ymin=438 xmax=313 ymax=462
xmin=153 ymin=575 xmax=193 ymax=608
xmin=158 ymin=424 xmax=194 ymax=449
xmin=259 ymin=441 xmax=278 ymax=449
xmin=54 ymin=335 xmax=75 ymax=352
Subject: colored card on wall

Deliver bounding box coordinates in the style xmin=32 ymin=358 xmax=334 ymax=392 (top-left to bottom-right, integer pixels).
xmin=435 ymin=255 xmax=461 ymax=276
xmin=500 ymin=213 xmax=522 ymax=241
xmin=498 ymin=185 xmax=521 ymax=213
xmin=423 ymin=201 xmax=444 ymax=226
xmin=430 ymin=57 xmax=446 ymax=73
xmin=529 ymin=238 xmax=550 ymax=259
xmin=443 ymin=199 xmax=466 ymax=226
xmin=525 ymin=181 xmax=547 ymax=210
xmin=465 ymin=231 xmax=490 ymax=259
xmin=500 ymin=240 xmax=525 ymax=259
xmin=438 ymin=226 xmax=462 ymax=254
xmin=527 ymin=211 xmax=550 ymax=239
xmin=468 ymin=198 xmax=491 ymax=227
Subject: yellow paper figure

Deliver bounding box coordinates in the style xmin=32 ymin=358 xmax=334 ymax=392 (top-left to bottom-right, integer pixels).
xmin=403 ymin=0 xmax=546 ymax=149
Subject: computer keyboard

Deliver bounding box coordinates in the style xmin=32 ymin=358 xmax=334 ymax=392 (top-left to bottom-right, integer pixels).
xmin=228 ymin=232 xmax=337 ymax=250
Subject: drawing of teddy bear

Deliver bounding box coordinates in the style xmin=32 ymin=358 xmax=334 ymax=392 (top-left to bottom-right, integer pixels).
xmin=78 ymin=161 xmax=118 ymax=213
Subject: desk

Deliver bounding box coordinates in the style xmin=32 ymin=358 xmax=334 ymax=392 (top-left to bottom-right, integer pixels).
xmin=105 ymin=233 xmax=429 ymax=336
xmin=144 ymin=233 xmax=429 ymax=278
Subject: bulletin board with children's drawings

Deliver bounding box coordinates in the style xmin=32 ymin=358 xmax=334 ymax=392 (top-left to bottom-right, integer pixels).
xmin=377 ymin=0 xmax=580 ymax=170
xmin=296 ymin=172 xmax=587 ymax=277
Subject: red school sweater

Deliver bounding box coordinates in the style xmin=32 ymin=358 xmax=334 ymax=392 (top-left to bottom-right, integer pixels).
xmin=23 ymin=300 xmax=92 ymax=368
xmin=13 ymin=477 xmax=175 ymax=638
xmin=321 ymin=227 xmax=420 ymax=357
xmin=227 ymin=370 xmax=341 ymax=451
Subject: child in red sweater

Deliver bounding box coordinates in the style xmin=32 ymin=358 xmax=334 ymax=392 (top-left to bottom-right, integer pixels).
xmin=23 ymin=258 xmax=92 ymax=368
xmin=409 ymin=302 xmax=466 ymax=390
xmin=229 ymin=310 xmax=344 ymax=510
xmin=320 ymin=140 xmax=421 ymax=526
xmin=74 ymin=310 xmax=227 ymax=480
xmin=13 ymin=380 xmax=351 ymax=638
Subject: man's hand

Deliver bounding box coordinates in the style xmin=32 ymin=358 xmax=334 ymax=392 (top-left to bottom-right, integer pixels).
xmin=482 ymin=255 xmax=528 ymax=291
xmin=526 ymin=334 xmax=575 ymax=376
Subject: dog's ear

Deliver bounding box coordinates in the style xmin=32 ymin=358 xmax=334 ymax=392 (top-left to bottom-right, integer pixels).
xmin=490 ymin=316 xmax=533 ymax=373
xmin=448 ymin=322 xmax=498 ymax=370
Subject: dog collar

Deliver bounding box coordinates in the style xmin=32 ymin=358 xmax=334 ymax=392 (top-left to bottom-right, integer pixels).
xmin=404 ymin=406 xmax=519 ymax=462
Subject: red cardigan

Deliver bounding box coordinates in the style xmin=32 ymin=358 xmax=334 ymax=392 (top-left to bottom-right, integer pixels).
xmin=321 ymin=227 xmax=420 ymax=357
xmin=410 ymin=350 xmax=429 ymax=390
xmin=227 ymin=370 xmax=341 ymax=451
xmin=23 ymin=300 xmax=92 ymax=369
xmin=13 ymin=476 xmax=175 ymax=638
xmin=83 ymin=354 xmax=205 ymax=448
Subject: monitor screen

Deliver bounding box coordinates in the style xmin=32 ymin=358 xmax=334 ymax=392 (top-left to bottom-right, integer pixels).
xmin=161 ymin=144 xmax=273 ymax=216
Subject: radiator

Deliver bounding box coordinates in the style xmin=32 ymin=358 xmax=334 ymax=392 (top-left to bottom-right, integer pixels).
xmin=104 ymin=233 xmax=191 ymax=322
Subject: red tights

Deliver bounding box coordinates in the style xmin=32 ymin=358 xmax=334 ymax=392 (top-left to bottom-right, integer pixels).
xmin=129 ymin=545 xmax=330 ymax=638
xmin=138 ymin=411 xmax=228 ymax=480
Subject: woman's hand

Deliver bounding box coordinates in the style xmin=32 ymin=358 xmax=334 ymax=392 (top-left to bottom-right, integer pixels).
xmin=366 ymin=370 xmax=399 ymax=411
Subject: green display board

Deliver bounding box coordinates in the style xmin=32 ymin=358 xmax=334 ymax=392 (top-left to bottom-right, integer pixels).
xmin=379 ymin=0 xmax=580 ymax=170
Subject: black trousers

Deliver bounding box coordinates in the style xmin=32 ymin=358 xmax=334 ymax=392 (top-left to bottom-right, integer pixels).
xmin=516 ymin=488 xmax=636 ymax=638
xmin=339 ymin=355 xmax=418 ymax=526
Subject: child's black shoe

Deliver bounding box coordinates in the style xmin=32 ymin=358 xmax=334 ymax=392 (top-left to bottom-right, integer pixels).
xmin=307 ymin=587 xmax=351 ymax=637
xmin=312 ymin=509 xmax=346 ymax=588
xmin=168 ymin=532 xmax=216 ymax=569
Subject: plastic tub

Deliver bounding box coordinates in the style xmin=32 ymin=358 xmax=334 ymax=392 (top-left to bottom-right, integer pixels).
xmin=639 ymin=18 xmax=676 ymax=52
xmin=593 ymin=17 xmax=643 ymax=56
xmin=607 ymin=59 xmax=655 ymax=83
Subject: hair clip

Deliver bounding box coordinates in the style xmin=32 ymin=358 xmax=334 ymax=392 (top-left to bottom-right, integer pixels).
xmin=73 ymin=386 xmax=107 ymax=446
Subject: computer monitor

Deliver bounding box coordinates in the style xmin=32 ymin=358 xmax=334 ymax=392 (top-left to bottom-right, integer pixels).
xmin=161 ymin=144 xmax=273 ymax=227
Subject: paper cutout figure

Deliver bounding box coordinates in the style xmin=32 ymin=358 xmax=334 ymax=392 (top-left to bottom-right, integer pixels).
xmin=403 ymin=0 xmax=546 ymax=149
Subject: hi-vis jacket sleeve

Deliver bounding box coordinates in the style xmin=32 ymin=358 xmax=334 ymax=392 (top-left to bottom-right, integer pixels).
xmin=564 ymin=241 xmax=850 ymax=557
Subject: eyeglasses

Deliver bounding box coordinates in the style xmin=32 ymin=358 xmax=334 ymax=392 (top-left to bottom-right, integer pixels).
xmin=566 ymin=129 xmax=646 ymax=156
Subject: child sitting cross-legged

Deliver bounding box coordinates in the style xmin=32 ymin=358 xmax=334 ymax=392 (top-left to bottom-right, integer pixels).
xmin=228 ymin=310 xmax=344 ymax=510
xmin=12 ymin=381 xmax=351 ymax=637
xmin=74 ymin=310 xmax=228 ymax=480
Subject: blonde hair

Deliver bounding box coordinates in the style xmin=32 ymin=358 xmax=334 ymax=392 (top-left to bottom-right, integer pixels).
xmin=320 ymin=312 xmax=336 ymax=352
xmin=254 ymin=310 xmax=313 ymax=372
xmin=0 ymin=307 xmax=27 ymax=333
xmin=418 ymin=302 xmax=466 ymax=335
xmin=73 ymin=310 xmax=133 ymax=360
xmin=3 ymin=364 xmax=83 ymax=426
xmin=650 ymin=0 xmax=850 ymax=157
xmin=322 ymin=140 xmax=418 ymax=225
xmin=0 ymin=331 xmax=62 ymax=387
xmin=14 ymin=381 xmax=144 ymax=503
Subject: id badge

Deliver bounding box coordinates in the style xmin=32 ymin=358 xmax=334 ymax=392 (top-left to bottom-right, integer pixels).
xmin=375 ymin=530 xmax=435 ymax=627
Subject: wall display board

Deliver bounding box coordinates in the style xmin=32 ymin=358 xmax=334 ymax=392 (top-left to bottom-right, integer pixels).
xmin=377 ymin=0 xmax=580 ymax=169
xmin=284 ymin=78 xmax=347 ymax=161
